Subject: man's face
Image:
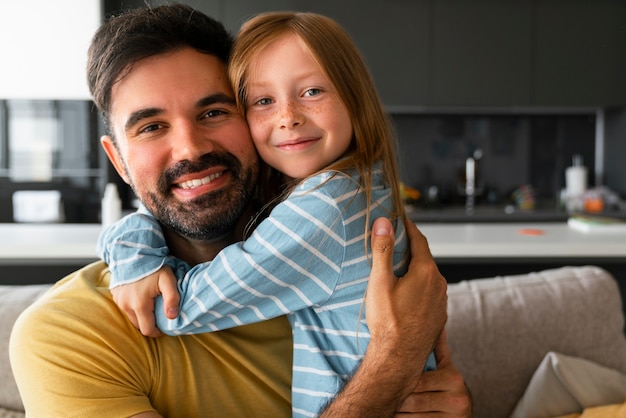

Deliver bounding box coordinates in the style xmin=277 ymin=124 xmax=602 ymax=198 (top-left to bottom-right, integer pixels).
xmin=102 ymin=48 xmax=259 ymax=240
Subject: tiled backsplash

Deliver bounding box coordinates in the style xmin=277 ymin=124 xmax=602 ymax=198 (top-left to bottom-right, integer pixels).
xmin=392 ymin=112 xmax=597 ymax=207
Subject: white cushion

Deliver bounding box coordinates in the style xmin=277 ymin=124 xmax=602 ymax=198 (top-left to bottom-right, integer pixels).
xmin=446 ymin=266 xmax=626 ymax=418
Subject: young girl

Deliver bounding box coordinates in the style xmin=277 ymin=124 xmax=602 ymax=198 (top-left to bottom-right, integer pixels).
xmin=99 ymin=11 xmax=436 ymax=417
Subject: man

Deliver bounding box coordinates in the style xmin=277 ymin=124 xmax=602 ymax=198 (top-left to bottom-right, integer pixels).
xmin=10 ymin=4 xmax=470 ymax=417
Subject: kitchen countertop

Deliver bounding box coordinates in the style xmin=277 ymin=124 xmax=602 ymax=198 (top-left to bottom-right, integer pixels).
xmin=417 ymin=222 xmax=626 ymax=259
xmin=0 ymin=223 xmax=102 ymax=264
xmin=0 ymin=222 xmax=624 ymax=264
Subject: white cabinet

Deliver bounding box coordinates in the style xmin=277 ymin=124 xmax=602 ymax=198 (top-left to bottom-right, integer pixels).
xmin=0 ymin=0 xmax=101 ymax=99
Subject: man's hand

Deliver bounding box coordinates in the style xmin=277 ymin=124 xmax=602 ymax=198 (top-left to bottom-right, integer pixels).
xmin=110 ymin=266 xmax=180 ymax=337
xmin=320 ymin=217 xmax=449 ymax=417
xmin=397 ymin=330 xmax=472 ymax=417
xmin=365 ymin=217 xmax=449 ymax=399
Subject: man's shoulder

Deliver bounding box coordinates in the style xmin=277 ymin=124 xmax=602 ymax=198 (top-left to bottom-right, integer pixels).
xmin=47 ymin=260 xmax=112 ymax=297
xmin=16 ymin=261 xmax=114 ymax=327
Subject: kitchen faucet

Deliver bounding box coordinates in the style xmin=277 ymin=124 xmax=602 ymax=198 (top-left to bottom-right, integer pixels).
xmin=465 ymin=156 xmax=475 ymax=214
xmin=465 ymin=148 xmax=483 ymax=214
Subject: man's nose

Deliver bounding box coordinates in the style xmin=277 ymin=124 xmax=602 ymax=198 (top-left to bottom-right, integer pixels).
xmin=171 ymin=122 xmax=214 ymax=161
xmin=279 ymin=101 xmax=303 ymax=129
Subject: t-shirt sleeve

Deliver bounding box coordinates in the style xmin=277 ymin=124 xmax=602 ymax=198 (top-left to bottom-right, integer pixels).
xmin=9 ymin=263 xmax=159 ymax=417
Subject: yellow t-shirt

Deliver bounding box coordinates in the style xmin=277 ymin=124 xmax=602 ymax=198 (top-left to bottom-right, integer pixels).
xmin=10 ymin=261 xmax=292 ymax=418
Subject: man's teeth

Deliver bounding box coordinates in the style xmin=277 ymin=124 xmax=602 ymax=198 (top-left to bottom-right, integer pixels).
xmin=179 ymin=172 xmax=223 ymax=189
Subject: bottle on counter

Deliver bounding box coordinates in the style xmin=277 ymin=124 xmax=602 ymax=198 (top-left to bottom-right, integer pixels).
xmin=564 ymin=155 xmax=587 ymax=212
xmin=101 ymin=183 xmax=122 ymax=227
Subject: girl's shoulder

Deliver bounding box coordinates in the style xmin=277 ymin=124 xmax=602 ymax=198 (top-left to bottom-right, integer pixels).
xmin=293 ymin=169 xmax=359 ymax=196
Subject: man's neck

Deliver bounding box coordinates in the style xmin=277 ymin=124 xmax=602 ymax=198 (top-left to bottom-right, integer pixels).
xmin=162 ymin=205 xmax=254 ymax=266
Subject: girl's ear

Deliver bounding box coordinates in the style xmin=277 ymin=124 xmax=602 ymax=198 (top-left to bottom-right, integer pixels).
xmin=100 ymin=135 xmax=131 ymax=184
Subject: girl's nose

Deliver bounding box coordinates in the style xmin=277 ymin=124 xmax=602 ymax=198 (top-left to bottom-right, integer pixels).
xmin=279 ymin=101 xmax=303 ymax=129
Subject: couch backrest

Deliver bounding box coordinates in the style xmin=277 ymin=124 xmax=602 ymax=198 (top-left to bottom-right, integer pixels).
xmin=4 ymin=267 xmax=626 ymax=416
xmin=0 ymin=284 xmax=52 ymax=412
xmin=446 ymin=266 xmax=626 ymax=418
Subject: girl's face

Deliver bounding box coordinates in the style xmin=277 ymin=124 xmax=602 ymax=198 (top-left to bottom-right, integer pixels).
xmin=244 ymin=33 xmax=353 ymax=180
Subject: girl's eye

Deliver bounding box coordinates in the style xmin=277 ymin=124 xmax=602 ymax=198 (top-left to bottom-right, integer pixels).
xmin=255 ymin=97 xmax=273 ymax=106
xmin=304 ymin=88 xmax=321 ymax=97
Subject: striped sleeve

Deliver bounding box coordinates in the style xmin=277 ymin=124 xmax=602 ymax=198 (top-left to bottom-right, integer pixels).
xmin=97 ymin=212 xmax=170 ymax=287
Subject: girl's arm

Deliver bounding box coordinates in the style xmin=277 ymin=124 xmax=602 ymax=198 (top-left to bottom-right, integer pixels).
xmin=156 ymin=185 xmax=347 ymax=334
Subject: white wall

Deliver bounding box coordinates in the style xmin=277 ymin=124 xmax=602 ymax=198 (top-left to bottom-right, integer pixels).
xmin=0 ymin=0 xmax=101 ymax=99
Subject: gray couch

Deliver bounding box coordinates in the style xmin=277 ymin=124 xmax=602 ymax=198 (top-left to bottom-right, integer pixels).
xmin=2 ymin=266 xmax=625 ymax=418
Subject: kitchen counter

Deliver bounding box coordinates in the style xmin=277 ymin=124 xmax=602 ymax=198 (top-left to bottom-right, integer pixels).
xmin=0 ymin=223 xmax=102 ymax=264
xmin=417 ymin=222 xmax=626 ymax=259
xmin=1 ymin=222 xmax=624 ymax=262
xmin=1 ymin=222 xmax=625 ymax=285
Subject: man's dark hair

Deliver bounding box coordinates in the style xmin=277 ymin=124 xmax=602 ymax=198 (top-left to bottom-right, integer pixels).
xmin=87 ymin=3 xmax=234 ymax=130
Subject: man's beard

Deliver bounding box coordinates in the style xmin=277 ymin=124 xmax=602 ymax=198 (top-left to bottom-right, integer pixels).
xmin=136 ymin=152 xmax=258 ymax=241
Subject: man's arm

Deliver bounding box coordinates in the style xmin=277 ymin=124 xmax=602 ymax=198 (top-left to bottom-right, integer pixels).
xmin=322 ymin=219 xmax=471 ymax=417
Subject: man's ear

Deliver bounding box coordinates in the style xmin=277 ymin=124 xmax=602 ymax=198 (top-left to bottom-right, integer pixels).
xmin=101 ymin=135 xmax=130 ymax=184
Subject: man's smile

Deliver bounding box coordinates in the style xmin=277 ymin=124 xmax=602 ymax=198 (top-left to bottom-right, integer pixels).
xmin=178 ymin=171 xmax=225 ymax=189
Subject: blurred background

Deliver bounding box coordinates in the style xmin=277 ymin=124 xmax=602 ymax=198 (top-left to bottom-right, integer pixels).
xmin=1 ymin=0 xmax=624 ymax=223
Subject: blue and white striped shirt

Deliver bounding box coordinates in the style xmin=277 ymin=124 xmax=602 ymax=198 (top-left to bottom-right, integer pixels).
xmin=98 ymin=165 xmax=436 ymax=417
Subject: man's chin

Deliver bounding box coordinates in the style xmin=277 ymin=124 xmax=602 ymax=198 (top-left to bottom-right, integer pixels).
xmin=161 ymin=199 xmax=247 ymax=241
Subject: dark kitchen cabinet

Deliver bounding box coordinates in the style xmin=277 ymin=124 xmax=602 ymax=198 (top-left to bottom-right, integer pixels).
xmin=429 ymin=0 xmax=532 ymax=107
xmin=532 ymin=1 xmax=626 ymax=107
xmin=428 ymin=0 xmax=626 ymax=107
xmin=111 ymin=0 xmax=626 ymax=108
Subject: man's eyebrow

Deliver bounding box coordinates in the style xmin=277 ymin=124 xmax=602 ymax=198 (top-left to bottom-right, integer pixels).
xmin=124 ymin=94 xmax=237 ymax=132
xmin=125 ymin=108 xmax=162 ymax=132
xmin=197 ymin=93 xmax=237 ymax=108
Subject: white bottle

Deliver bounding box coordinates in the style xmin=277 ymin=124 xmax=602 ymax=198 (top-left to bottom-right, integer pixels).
xmin=565 ymin=155 xmax=587 ymax=198
xmin=565 ymin=155 xmax=587 ymax=212
xmin=101 ymin=183 xmax=122 ymax=227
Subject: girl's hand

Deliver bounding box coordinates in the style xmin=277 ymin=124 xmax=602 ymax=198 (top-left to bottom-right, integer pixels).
xmin=110 ymin=266 xmax=179 ymax=337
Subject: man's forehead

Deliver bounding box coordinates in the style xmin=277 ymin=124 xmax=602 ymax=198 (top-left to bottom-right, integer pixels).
xmin=109 ymin=49 xmax=232 ymax=122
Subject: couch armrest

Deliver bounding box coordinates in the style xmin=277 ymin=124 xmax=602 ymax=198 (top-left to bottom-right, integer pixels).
xmin=0 ymin=284 xmax=52 ymax=412
xmin=446 ymin=266 xmax=626 ymax=418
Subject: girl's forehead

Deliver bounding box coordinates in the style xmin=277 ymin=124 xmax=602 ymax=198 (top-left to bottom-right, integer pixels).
xmin=246 ymin=33 xmax=322 ymax=80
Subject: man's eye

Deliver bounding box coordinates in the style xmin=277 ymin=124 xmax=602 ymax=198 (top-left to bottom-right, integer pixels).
xmin=139 ymin=123 xmax=161 ymax=134
xmin=204 ymin=109 xmax=226 ymax=118
xmin=304 ymin=88 xmax=321 ymax=97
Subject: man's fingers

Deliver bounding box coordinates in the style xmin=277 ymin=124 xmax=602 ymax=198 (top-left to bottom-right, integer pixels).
xmin=158 ymin=267 xmax=180 ymax=319
xmin=369 ymin=217 xmax=396 ymax=293
xmin=403 ymin=217 xmax=433 ymax=264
